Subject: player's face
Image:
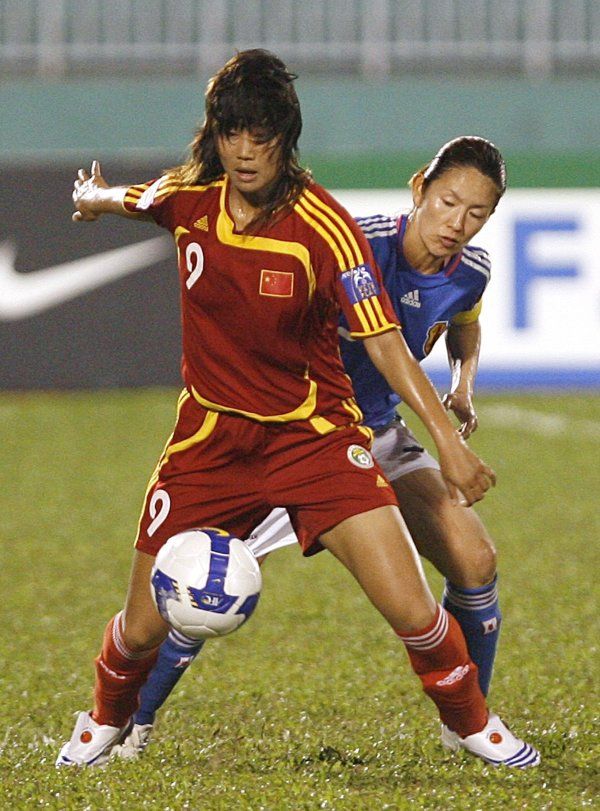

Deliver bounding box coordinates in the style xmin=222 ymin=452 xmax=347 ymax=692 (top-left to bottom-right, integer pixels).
xmin=217 ymin=129 xmax=282 ymax=201
xmin=412 ymin=166 xmax=498 ymax=258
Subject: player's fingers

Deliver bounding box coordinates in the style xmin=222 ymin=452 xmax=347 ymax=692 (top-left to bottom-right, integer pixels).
xmin=441 ymin=393 xmax=452 ymax=410
xmin=460 ymin=417 xmax=477 ymax=439
xmin=72 ymin=210 xmax=82 ymax=222
xmin=78 ymin=168 xmax=89 ymax=181
xmin=482 ymin=464 xmax=496 ymax=487
xmin=464 ymin=473 xmax=493 ymax=506
xmin=91 ymin=159 xmax=101 ymax=177
xmin=463 ymin=467 xmax=495 ymax=505
xmin=462 ymin=480 xmax=485 ymax=506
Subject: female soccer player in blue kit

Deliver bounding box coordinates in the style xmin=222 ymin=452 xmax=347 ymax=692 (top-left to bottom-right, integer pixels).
xmin=57 ymin=48 xmax=538 ymax=770
xmin=117 ymin=136 xmax=539 ymax=768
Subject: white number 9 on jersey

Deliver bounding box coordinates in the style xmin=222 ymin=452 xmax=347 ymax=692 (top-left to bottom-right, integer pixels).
xmin=185 ymin=242 xmax=204 ymax=289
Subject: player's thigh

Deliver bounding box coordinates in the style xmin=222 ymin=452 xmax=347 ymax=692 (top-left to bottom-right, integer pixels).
xmin=392 ymin=468 xmax=497 ymax=587
xmin=320 ymin=504 xmax=437 ymax=632
xmin=136 ymin=404 xmax=269 ymax=557
xmin=121 ymin=550 xmax=170 ymax=651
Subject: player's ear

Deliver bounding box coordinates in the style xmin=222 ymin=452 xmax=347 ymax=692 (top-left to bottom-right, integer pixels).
xmin=410 ymin=171 xmax=425 ymax=208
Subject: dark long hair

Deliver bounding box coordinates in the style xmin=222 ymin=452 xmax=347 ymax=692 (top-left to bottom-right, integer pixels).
xmin=413 ymin=136 xmax=507 ymax=204
xmin=168 ymin=49 xmax=311 ymax=224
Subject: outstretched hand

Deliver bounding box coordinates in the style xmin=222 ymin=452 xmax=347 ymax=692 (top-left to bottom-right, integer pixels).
xmin=442 ymin=390 xmax=478 ymax=439
xmin=438 ymin=432 xmax=496 ymax=507
xmin=72 ymin=160 xmax=109 ymax=222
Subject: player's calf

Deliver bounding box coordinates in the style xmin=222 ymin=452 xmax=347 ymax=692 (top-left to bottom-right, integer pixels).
xmin=398 ymin=605 xmax=488 ymax=737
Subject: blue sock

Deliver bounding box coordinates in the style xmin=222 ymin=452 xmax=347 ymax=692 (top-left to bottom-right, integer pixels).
xmin=134 ymin=630 xmax=205 ymax=725
xmin=442 ymin=576 xmax=501 ymax=696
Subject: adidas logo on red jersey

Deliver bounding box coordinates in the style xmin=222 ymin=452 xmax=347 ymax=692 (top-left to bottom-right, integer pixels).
xmin=193 ymin=215 xmax=209 ymax=231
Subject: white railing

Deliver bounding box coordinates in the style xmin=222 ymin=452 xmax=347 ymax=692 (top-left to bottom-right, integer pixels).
xmin=1 ymin=0 xmax=599 ymax=78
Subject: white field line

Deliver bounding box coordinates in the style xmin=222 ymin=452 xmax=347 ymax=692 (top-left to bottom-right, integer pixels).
xmin=479 ymin=404 xmax=600 ymax=440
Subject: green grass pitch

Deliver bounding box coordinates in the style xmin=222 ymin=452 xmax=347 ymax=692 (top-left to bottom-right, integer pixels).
xmin=1 ymin=390 xmax=598 ymax=809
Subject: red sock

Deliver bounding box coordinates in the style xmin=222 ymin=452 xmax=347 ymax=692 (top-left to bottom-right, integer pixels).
xmin=92 ymin=613 xmax=159 ymax=728
xmin=397 ymin=605 xmax=488 ymax=737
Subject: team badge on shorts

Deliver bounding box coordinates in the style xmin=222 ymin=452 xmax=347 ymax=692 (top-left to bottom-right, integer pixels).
xmin=347 ymin=444 xmax=374 ymax=469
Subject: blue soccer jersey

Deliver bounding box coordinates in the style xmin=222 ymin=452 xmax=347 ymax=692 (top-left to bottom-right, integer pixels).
xmin=340 ymin=213 xmax=491 ymax=429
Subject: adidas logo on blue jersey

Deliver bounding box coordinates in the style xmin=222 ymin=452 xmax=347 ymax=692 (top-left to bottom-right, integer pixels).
xmin=400 ymin=289 xmax=421 ymax=308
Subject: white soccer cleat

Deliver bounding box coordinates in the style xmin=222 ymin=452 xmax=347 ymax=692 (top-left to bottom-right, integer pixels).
xmin=441 ymin=712 xmax=541 ymax=768
xmin=114 ymin=723 xmax=154 ymax=760
xmin=55 ymin=711 xmax=132 ymax=767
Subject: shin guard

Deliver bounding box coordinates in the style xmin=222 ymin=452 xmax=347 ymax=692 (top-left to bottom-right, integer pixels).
xmin=93 ymin=613 xmax=160 ymax=728
xmin=134 ymin=629 xmax=205 ymax=726
xmin=397 ymin=606 xmax=488 ymax=738
xmin=443 ymin=576 xmax=501 ymax=696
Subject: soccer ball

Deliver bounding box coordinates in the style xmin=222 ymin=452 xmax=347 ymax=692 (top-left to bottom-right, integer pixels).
xmin=150 ymin=527 xmax=262 ymax=640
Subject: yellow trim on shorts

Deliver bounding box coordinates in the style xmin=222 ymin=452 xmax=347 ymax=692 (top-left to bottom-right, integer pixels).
xmin=134 ymin=391 xmax=219 ymax=542
xmin=357 ymin=424 xmax=374 ymax=446
xmin=309 ymin=415 xmax=338 ymax=434
xmin=161 ymin=408 xmax=219 ymax=467
xmin=309 ymin=398 xmax=372 ymax=441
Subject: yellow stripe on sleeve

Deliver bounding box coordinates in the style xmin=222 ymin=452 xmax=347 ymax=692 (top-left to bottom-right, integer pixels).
xmin=294 ymin=201 xmax=346 ymax=271
xmin=452 ymin=299 xmax=482 ymax=325
xmin=352 ymin=301 xmax=372 ymax=333
xmin=350 ymin=323 xmax=399 ymax=339
xmin=296 ymin=197 xmax=355 ymax=269
xmin=153 ymin=181 xmax=186 ymax=198
xmin=361 ymin=298 xmax=384 ymax=331
xmin=303 ymin=189 xmax=365 ymax=267
xmin=370 ymin=296 xmax=395 ymax=329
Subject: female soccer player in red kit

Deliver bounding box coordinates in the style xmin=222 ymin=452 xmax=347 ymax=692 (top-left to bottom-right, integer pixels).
xmin=57 ymin=49 xmax=538 ymax=769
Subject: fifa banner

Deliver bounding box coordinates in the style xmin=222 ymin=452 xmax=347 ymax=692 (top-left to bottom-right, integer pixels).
xmin=0 ymin=164 xmax=598 ymax=389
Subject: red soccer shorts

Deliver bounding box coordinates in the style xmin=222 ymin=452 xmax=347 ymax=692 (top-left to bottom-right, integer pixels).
xmin=135 ymin=390 xmax=398 ymax=556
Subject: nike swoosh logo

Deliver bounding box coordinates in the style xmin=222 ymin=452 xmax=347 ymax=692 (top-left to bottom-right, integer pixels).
xmin=0 ymin=236 xmax=171 ymax=321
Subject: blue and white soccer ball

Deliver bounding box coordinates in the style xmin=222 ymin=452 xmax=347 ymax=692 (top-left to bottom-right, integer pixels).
xmin=150 ymin=527 xmax=262 ymax=640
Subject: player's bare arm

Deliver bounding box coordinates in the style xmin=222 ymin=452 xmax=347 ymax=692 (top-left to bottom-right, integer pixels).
xmin=364 ymin=327 xmax=495 ymax=506
xmin=72 ymin=160 xmax=151 ymax=223
xmin=442 ymin=319 xmax=481 ymax=439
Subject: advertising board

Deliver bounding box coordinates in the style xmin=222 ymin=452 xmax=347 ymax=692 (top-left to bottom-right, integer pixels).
xmin=1 ymin=167 xmax=597 ymax=389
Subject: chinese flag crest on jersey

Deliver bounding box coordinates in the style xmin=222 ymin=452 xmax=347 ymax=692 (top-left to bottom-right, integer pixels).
xmin=259 ymin=269 xmax=294 ymax=297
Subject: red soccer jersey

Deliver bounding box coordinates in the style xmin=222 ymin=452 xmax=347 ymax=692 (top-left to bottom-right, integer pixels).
xmin=123 ymin=175 xmax=398 ymax=424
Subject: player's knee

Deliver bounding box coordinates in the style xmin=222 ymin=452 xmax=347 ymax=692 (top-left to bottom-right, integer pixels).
xmin=391 ymin=601 xmax=439 ymax=635
xmin=473 ymin=540 xmax=497 ymax=586
xmin=457 ymin=539 xmax=497 ymax=588
xmin=121 ymin=613 xmax=168 ymax=653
